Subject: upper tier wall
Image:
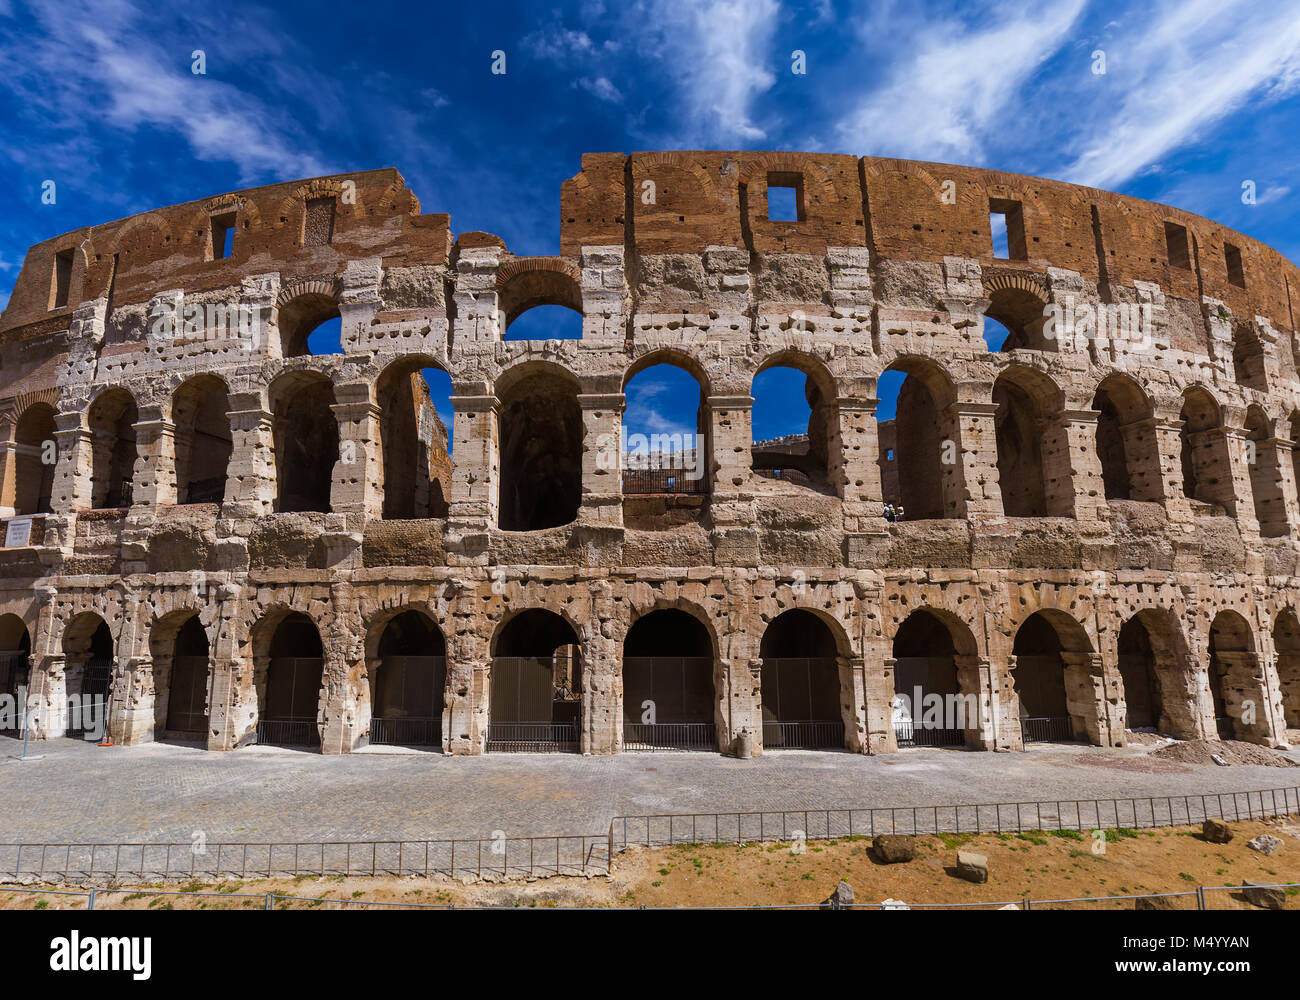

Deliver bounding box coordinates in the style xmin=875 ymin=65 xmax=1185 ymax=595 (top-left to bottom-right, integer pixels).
xmin=5 ymin=152 xmax=1297 ymax=347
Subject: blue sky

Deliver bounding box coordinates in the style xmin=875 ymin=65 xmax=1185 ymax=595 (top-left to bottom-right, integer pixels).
xmin=2 ymin=0 xmax=1299 ymax=446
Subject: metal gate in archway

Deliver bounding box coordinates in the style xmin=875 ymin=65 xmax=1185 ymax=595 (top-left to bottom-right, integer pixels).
xmin=65 ymin=656 xmax=111 ymax=740
xmin=623 ymin=656 xmax=717 ymax=751
xmin=0 ymin=652 xmax=29 ymax=735
xmin=487 ymin=656 xmax=579 ymax=752
xmin=165 ymin=655 xmax=209 ymax=735
xmin=371 ymin=655 xmax=446 ymax=748
xmin=760 ymin=657 xmax=844 ymax=749
xmin=257 ymin=656 xmax=323 ymax=747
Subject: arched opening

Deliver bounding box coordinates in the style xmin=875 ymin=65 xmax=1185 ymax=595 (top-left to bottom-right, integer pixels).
xmin=271 ymin=373 xmax=338 ymax=513
xmin=489 ymin=609 xmax=580 ymax=752
xmin=155 ymin=614 xmax=210 ymax=738
xmin=1178 ymin=388 xmax=1232 ymax=512
xmin=759 ymin=610 xmax=843 ymax=749
xmin=62 ymin=614 xmax=113 ymax=741
xmin=12 ymin=403 xmax=56 ymax=516
xmin=1232 ymin=324 xmax=1267 ymax=391
xmin=986 ymin=286 xmax=1050 ymax=352
xmin=0 ymin=615 xmax=31 ymax=736
xmin=257 ymin=612 xmax=324 ymax=747
xmin=623 ymin=360 xmax=709 ymax=496
xmin=173 ymin=375 xmax=231 ymax=505
xmin=877 ymin=360 xmax=957 ymax=520
xmin=87 ymin=389 xmax=137 ymax=509
xmin=1245 ymin=405 xmax=1287 ymax=536
xmin=1091 ymin=374 xmax=1159 ymax=502
xmin=1117 ymin=616 xmax=1162 ymax=730
xmin=371 ymin=610 xmax=446 ymax=748
xmin=1011 ymin=612 xmax=1078 ymax=743
xmin=892 ymin=609 xmax=975 ymax=747
xmin=993 ymin=369 xmax=1059 ymax=517
xmin=377 ymin=360 xmax=452 ymax=520
xmin=751 ymin=361 xmax=832 ymax=494
xmin=623 ymin=608 xmax=716 ymax=751
xmin=1273 ymin=609 xmax=1300 ymax=733
xmin=1207 ymin=611 xmax=1258 ymax=741
xmin=277 ymin=293 xmax=341 ymax=357
xmin=498 ymin=367 xmax=582 ymax=530
xmin=499 ymin=265 xmax=583 ymax=342
xmin=504 ymin=304 xmax=583 ymax=341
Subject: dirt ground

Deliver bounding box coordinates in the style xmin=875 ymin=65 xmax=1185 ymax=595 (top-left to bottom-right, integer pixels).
xmin=5 ymin=816 xmax=1300 ymax=910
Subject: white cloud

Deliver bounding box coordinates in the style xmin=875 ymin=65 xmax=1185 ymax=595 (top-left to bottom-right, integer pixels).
xmin=1062 ymin=1 xmax=1300 ymax=189
xmin=577 ymin=75 xmax=622 ymax=103
xmin=1256 ymin=185 xmax=1293 ymax=207
xmin=835 ymin=0 xmax=1085 ymax=163
xmin=525 ymin=27 xmax=597 ymax=61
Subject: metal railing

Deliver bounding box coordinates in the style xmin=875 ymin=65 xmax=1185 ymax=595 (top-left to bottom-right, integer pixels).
xmin=623 ymin=722 xmax=717 ymax=752
xmin=255 ymin=720 xmax=320 ymax=747
xmin=0 ymin=835 xmax=610 ymax=884
xmin=1020 ymin=716 xmax=1073 ymax=743
xmin=370 ymin=717 xmax=442 ymax=748
xmin=486 ymin=723 xmax=578 ymax=753
xmin=622 ymin=468 xmax=709 ymax=495
xmin=894 ymin=720 xmax=965 ymax=748
xmin=762 ymin=720 xmax=845 ymax=749
xmin=610 ymin=785 xmax=1300 ymax=850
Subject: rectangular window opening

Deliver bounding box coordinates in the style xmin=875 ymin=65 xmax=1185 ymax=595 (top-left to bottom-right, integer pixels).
xmin=988 ymin=198 xmax=1026 ymax=259
xmin=51 ymin=249 xmax=73 ymax=309
xmin=1164 ymin=221 xmax=1191 ymax=269
xmin=1225 ymin=242 xmax=1246 ymax=288
xmin=766 ymin=171 xmax=803 ymax=222
xmin=210 ymin=212 xmax=237 ymax=260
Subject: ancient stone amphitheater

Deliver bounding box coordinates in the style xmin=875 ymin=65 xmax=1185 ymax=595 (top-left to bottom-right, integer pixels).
xmin=1 ymin=151 xmax=1298 ymax=759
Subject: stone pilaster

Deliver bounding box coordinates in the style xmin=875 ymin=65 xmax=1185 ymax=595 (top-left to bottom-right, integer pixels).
xmin=1051 ymin=409 xmax=1107 ymax=520
xmin=446 ymin=392 xmax=499 ymax=559
xmin=128 ymin=413 xmax=176 ymax=509
xmin=945 ymin=401 xmax=1004 ymax=519
xmin=330 ymin=385 xmax=383 ymax=518
xmin=223 ymin=392 xmax=275 ymax=518
xmin=49 ymin=411 xmax=93 ymax=515
xmin=577 ymin=392 xmax=624 ymax=528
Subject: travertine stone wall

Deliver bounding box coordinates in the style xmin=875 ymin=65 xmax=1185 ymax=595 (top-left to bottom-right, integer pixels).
xmin=0 ymin=152 xmax=1298 ymax=757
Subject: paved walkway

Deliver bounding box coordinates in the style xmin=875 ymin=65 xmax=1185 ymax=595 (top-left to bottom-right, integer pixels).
xmin=1 ymin=736 xmax=1296 ymax=844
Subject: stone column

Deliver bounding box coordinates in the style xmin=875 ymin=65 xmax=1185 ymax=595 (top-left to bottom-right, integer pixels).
xmin=1273 ymin=432 xmax=1300 ymax=539
xmin=833 ymin=396 xmax=883 ymax=529
xmin=330 ymin=385 xmax=383 ymax=518
xmin=955 ymin=654 xmax=1016 ymax=751
xmin=443 ymin=584 xmax=489 ymax=755
xmin=577 ymin=392 xmax=624 ymax=529
xmin=446 ymin=392 xmax=498 ymax=560
xmin=706 ymin=395 xmax=758 ymax=565
xmin=1048 ymin=409 xmax=1107 ymax=520
xmin=1119 ymin=415 xmax=1169 ymax=503
xmin=128 ymin=411 xmax=176 ymax=509
xmin=206 ymin=588 xmax=257 ymax=750
xmin=108 ymin=653 xmax=157 ymax=746
xmin=863 ymin=647 xmax=897 ymax=754
xmin=581 ymin=592 xmax=622 ymax=754
xmin=839 ymin=654 xmax=868 ymax=754
xmin=1150 ymin=412 xmax=1194 ymax=522
xmin=1218 ymin=423 xmax=1255 ymax=531
xmin=944 ymin=401 xmax=1004 ymax=519
xmin=50 ymin=412 xmax=93 ymax=515
xmin=223 ymin=391 xmax=275 ymax=518
xmin=1061 ymin=651 xmax=1123 ymax=747
xmin=318 ymin=583 xmax=367 ymax=753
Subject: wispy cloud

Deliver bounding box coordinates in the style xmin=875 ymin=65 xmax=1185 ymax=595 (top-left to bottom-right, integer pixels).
xmin=1061 ymin=0 xmax=1300 ymax=189
xmin=576 ymin=76 xmax=622 ymax=103
xmin=834 ymin=0 xmax=1085 ymax=163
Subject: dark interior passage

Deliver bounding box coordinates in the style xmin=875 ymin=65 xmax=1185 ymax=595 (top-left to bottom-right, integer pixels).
xmin=489 ymin=609 xmax=580 ymax=751
xmin=623 ymin=609 xmax=715 ymax=750
xmin=759 ymin=610 xmax=841 ymax=748
xmin=166 ymin=615 xmax=210 ymax=735
xmin=260 ymin=612 xmax=324 ymax=747
xmin=372 ymin=610 xmax=446 ymax=747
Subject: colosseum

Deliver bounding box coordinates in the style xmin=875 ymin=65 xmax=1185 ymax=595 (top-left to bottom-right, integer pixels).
xmin=1 ymin=151 xmax=1298 ymax=759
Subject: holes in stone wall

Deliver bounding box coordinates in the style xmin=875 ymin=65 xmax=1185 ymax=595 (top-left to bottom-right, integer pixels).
xmin=1245 ymin=405 xmax=1286 ymax=536
xmin=277 ymin=293 xmax=342 ymax=357
xmin=1225 ymin=242 xmax=1246 ymax=288
xmin=210 ymin=212 xmax=236 ymax=261
xmin=50 ymin=249 xmax=73 ymax=309
xmin=1231 ymin=324 xmax=1267 ymax=391
xmin=623 ymin=361 xmax=708 ymax=496
xmin=1164 ymin=222 xmax=1191 ymax=269
xmin=1178 ymin=387 xmax=1231 ymax=511
xmin=989 ymin=199 xmax=1026 ymax=260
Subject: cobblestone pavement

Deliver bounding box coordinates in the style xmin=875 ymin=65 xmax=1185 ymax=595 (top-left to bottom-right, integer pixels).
xmin=1 ymin=735 xmax=1296 ymax=844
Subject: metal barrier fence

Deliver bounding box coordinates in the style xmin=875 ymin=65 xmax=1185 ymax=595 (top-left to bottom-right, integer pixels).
xmin=622 ymin=468 xmax=709 ymax=495
xmin=623 ymin=722 xmax=717 ymax=752
xmin=0 ymin=835 xmax=610 ymax=884
xmin=370 ymin=717 xmax=442 ymax=748
xmin=893 ymin=720 xmax=965 ymax=748
xmin=611 ymin=785 xmax=1300 ymax=849
xmin=486 ymin=723 xmax=578 ymax=753
xmin=762 ymin=720 xmax=845 ymax=749
xmin=255 ymin=719 xmax=320 ymax=747
xmin=1021 ymin=716 xmax=1073 ymax=743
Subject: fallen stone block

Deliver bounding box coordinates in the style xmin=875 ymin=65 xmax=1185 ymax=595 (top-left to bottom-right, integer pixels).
xmin=1135 ymin=894 xmax=1178 ymax=910
xmin=1246 ymin=834 xmax=1283 ymax=856
xmin=820 ymin=880 xmax=854 ymax=910
xmin=955 ymin=850 xmax=988 ymax=884
xmin=872 ymin=834 xmax=916 ymax=864
xmin=1241 ymin=881 xmax=1286 ymax=910
xmin=1202 ymin=819 xmax=1233 ymax=843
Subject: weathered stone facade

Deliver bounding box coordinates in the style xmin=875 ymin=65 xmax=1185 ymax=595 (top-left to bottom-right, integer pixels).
xmin=1 ymin=152 xmax=1298 ymax=757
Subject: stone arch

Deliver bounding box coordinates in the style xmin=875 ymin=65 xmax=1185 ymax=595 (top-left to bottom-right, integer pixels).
xmin=983 ymin=273 xmax=1050 ymax=351
xmin=1010 ymin=608 xmax=1098 ymax=744
xmin=172 ymin=374 xmax=231 ymax=505
xmin=62 ymin=610 xmax=115 ymax=739
xmin=497 ymin=257 xmax=583 ymax=329
xmin=1178 ymin=386 xmax=1234 ymax=512
xmin=758 ymin=608 xmax=848 ymax=749
xmin=993 ymin=366 xmax=1064 ymax=517
xmin=622 ymin=603 xmax=719 ymax=751
xmin=1092 ymin=372 xmax=1158 ymax=502
xmin=274 ymin=278 xmax=342 ymax=358
xmin=497 ymin=362 xmax=582 ymax=530
xmin=367 ymin=608 xmax=447 ymax=747
xmin=1273 ymin=608 xmax=1300 ymax=731
xmin=1118 ymin=607 xmax=1198 ymax=739
xmin=891 ymin=607 xmax=982 ymax=747
xmin=1244 ymin=405 xmax=1287 ymax=536
xmin=149 ymin=608 xmax=210 ymax=739
xmin=87 ymin=387 xmax=138 ymax=509
xmin=750 ymin=349 xmax=837 ymax=493
xmin=252 ymin=607 xmax=325 ymax=747
xmin=376 ymin=356 xmax=451 ymax=519
xmin=11 ymin=401 xmax=56 ymax=515
xmin=1205 ymin=608 xmax=1274 ymax=743
xmin=878 ymin=356 xmax=959 ymax=520
xmin=488 ymin=608 xmax=581 ymax=752
xmin=0 ymin=613 xmax=31 ymax=732
xmin=269 ymin=369 xmax=338 ymax=514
